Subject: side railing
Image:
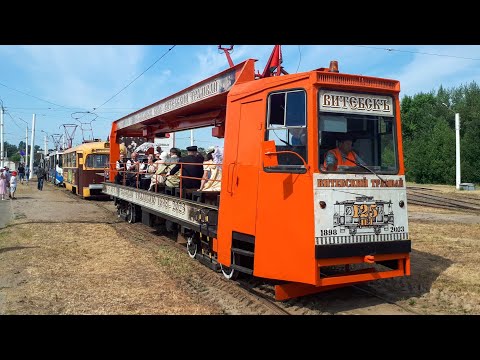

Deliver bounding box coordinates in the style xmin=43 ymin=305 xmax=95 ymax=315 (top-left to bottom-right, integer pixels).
xmin=105 ymin=160 xmax=223 ymax=201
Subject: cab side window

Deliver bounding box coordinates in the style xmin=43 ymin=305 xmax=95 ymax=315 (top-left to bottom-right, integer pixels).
xmin=265 ymin=90 xmax=307 ymax=172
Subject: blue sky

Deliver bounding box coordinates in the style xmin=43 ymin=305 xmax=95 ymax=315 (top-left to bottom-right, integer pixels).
xmin=1 ymin=45 xmax=479 ymax=152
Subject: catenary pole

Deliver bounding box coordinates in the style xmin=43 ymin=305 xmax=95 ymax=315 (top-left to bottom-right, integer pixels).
xmin=455 ymin=113 xmax=461 ymax=190
xmin=29 ymin=114 xmax=36 ymax=179
xmin=0 ymin=105 xmax=4 ymax=168
xmin=25 ymin=126 xmax=28 ymax=170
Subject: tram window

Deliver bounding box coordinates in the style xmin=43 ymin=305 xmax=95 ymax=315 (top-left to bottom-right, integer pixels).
xmin=265 ymin=89 xmax=307 ymax=172
xmin=286 ymin=91 xmax=306 ymax=127
xmin=269 ymin=93 xmax=285 ymax=126
xmin=86 ymin=154 xmax=109 ymax=168
xmin=267 ymin=90 xmax=306 ymax=128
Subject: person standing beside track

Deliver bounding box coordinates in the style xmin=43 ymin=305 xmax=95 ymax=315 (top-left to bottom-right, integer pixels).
xmin=25 ymin=165 xmax=30 ymax=185
xmin=18 ymin=163 xmax=25 ymax=184
xmin=4 ymin=167 xmax=11 ymax=198
xmin=9 ymin=171 xmax=17 ymax=199
xmin=37 ymin=167 xmax=46 ymax=191
xmin=0 ymin=168 xmax=7 ymax=200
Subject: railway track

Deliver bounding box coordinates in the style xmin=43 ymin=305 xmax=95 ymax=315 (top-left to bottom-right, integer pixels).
xmin=407 ymin=186 xmax=480 ymax=211
xmin=111 ymin=220 xmax=416 ymax=315
xmin=235 ymin=275 xmax=418 ymax=315
xmin=58 ymin=186 xmax=419 ymax=314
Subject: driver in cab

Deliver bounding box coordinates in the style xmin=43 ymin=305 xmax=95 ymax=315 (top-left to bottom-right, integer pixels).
xmin=322 ymin=134 xmax=365 ymax=171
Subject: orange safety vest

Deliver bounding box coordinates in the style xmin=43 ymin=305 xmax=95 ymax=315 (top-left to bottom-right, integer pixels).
xmin=323 ymin=148 xmax=357 ymax=171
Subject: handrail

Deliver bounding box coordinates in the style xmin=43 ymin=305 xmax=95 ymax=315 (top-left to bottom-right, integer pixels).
xmin=107 ymin=161 xmax=223 ymax=196
xmin=264 ymin=150 xmax=309 ymax=170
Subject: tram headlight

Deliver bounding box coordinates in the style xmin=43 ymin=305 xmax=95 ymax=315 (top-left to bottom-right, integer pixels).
xmin=399 ymin=200 xmax=405 ymax=208
xmin=319 ymin=201 xmax=326 ymax=209
xmin=340 ymin=216 xmax=345 ymax=225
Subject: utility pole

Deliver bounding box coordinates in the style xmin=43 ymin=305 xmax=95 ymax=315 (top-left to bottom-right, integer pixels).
xmin=190 ymin=129 xmax=194 ymax=146
xmin=0 ymin=104 xmax=4 ymax=168
xmin=455 ymin=112 xmax=461 ymax=190
xmin=44 ymin=133 xmax=48 ymax=157
xmin=25 ymin=126 xmax=28 ymax=169
xmin=442 ymin=103 xmax=461 ymax=190
xmin=29 ymin=114 xmax=36 ymax=179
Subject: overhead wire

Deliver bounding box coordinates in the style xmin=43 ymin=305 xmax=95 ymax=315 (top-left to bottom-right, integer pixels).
xmin=296 ymin=45 xmax=302 ymax=73
xmin=0 ymin=81 xmax=82 ymax=110
xmin=92 ymin=45 xmax=177 ymax=112
xmin=1 ymin=46 xmax=177 ymax=142
xmin=4 ymin=44 xmax=477 ymax=148
xmin=352 ymin=45 xmax=480 ymax=61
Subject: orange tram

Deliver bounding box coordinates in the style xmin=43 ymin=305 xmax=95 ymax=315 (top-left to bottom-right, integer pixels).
xmin=103 ymin=46 xmax=410 ymax=300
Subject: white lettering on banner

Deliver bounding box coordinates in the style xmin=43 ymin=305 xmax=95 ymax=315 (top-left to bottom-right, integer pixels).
xmin=102 ymin=183 xmax=207 ymax=226
xmin=117 ymin=70 xmax=236 ymax=130
xmin=319 ymin=90 xmax=394 ymax=116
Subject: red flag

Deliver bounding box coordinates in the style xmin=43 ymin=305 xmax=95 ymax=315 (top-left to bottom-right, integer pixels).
xmin=261 ymin=45 xmax=282 ymax=78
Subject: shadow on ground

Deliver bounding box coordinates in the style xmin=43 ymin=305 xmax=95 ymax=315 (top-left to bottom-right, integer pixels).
xmin=272 ymin=249 xmax=451 ymax=314
xmin=0 ymin=246 xmax=40 ymax=254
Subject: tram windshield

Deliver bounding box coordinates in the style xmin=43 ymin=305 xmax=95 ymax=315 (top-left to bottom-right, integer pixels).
xmin=86 ymin=154 xmax=109 ymax=169
xmin=318 ymin=108 xmax=398 ymax=174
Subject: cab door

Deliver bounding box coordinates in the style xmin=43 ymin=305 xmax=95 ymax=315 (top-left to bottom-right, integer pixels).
xmin=255 ymin=89 xmax=316 ymax=284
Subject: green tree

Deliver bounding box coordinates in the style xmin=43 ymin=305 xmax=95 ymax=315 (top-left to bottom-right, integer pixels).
xmin=2 ymin=141 xmax=18 ymax=159
xmin=401 ymin=81 xmax=480 ymax=185
xmin=427 ymin=119 xmax=456 ymax=184
xmin=11 ymin=153 xmax=21 ymax=162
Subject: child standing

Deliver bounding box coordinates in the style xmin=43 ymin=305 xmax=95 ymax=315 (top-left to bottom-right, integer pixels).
xmin=10 ymin=171 xmax=17 ymax=199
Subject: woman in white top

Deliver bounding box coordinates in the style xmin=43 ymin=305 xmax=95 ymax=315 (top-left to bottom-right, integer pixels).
xmin=198 ymin=151 xmax=221 ymax=192
xmin=148 ymin=151 xmax=170 ymax=191
xmin=0 ymin=169 xmax=7 ymax=200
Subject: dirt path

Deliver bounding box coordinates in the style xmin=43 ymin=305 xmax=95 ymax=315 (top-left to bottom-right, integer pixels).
xmin=1 ymin=181 xmax=479 ymax=315
xmin=0 ymin=182 xmax=288 ymax=314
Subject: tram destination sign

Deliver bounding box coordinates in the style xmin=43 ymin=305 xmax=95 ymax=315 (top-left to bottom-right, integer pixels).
xmin=319 ymin=90 xmax=394 ymax=117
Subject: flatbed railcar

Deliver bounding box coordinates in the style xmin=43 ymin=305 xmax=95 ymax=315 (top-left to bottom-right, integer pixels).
xmin=103 ymin=45 xmax=411 ymax=300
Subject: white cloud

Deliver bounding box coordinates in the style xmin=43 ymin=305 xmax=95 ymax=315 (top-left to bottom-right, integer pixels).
xmin=386 ymin=45 xmax=480 ymax=97
xmin=17 ymin=45 xmax=146 ymax=109
xmin=3 ymin=44 xmax=480 ymax=147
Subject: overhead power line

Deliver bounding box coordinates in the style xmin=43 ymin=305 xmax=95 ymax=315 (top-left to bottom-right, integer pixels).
xmin=352 ymin=45 xmax=480 ymax=61
xmin=93 ymin=45 xmax=177 ymax=111
xmin=0 ymin=81 xmax=81 ymax=110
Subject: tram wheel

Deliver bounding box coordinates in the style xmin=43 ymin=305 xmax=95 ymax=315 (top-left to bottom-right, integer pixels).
xmin=126 ymin=203 xmax=135 ymax=223
xmin=220 ymin=264 xmax=239 ymax=280
xmin=186 ymin=236 xmax=197 ymax=259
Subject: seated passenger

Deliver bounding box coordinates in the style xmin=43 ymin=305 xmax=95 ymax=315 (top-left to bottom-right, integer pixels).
xmin=148 ymin=152 xmax=176 ymax=191
xmin=141 ymin=154 xmax=157 ymax=190
xmin=167 ymin=146 xmax=204 ymax=190
xmin=115 ymin=153 xmax=127 ymax=184
xmin=126 ymin=152 xmax=140 ymax=187
xmin=198 ymin=150 xmax=221 ymax=192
